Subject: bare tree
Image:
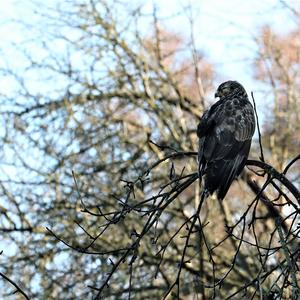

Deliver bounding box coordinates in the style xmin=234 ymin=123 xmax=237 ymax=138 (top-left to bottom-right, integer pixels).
xmin=0 ymin=1 xmax=298 ymax=299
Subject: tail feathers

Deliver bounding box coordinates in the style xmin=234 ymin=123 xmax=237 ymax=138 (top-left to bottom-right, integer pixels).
xmin=204 ymin=155 xmax=244 ymax=200
xmin=203 ymin=140 xmax=251 ymax=200
xmin=217 ymin=155 xmax=245 ymax=199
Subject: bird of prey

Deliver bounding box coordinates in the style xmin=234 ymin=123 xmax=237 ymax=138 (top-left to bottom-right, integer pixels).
xmin=197 ymin=81 xmax=255 ymax=200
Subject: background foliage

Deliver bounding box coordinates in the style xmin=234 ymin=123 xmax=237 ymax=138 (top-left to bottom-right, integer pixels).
xmin=0 ymin=1 xmax=299 ymax=299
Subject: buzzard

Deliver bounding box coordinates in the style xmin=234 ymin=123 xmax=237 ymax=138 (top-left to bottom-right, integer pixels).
xmin=197 ymin=81 xmax=255 ymax=200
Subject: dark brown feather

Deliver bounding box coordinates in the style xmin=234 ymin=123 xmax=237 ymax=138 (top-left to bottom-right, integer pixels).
xmin=198 ymin=81 xmax=255 ymax=200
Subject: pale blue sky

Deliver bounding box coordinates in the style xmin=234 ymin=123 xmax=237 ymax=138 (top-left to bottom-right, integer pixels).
xmin=0 ymin=0 xmax=297 ymax=148
xmin=0 ymin=0 xmax=297 ymax=94
xmin=0 ymin=0 xmax=298 ymax=129
xmin=143 ymin=0 xmax=296 ymax=90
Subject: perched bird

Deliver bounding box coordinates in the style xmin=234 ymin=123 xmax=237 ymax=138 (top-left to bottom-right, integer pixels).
xmin=197 ymin=81 xmax=255 ymax=200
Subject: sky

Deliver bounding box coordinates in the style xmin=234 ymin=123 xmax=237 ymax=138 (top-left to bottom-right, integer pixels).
xmin=0 ymin=0 xmax=297 ymax=93
xmin=0 ymin=0 xmax=298 ymax=135
xmin=145 ymin=0 xmax=297 ymax=91
xmin=0 ymin=0 xmax=297 ymax=181
xmin=0 ymin=0 xmax=298 ymax=155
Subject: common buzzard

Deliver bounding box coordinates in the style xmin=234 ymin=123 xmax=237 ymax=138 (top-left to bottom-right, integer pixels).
xmin=197 ymin=81 xmax=255 ymax=200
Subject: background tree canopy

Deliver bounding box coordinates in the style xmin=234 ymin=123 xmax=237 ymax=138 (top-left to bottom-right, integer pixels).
xmin=0 ymin=1 xmax=299 ymax=299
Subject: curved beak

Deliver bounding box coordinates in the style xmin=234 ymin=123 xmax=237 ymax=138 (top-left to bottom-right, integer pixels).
xmin=214 ymin=92 xmax=219 ymax=98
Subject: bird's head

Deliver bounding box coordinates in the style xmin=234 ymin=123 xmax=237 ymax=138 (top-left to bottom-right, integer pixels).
xmin=215 ymin=80 xmax=247 ymax=99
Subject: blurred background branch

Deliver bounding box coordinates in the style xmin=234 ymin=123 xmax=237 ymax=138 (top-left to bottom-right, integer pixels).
xmin=0 ymin=0 xmax=299 ymax=299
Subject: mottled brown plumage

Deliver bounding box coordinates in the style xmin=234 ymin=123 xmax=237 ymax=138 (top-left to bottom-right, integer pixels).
xmin=197 ymin=81 xmax=255 ymax=200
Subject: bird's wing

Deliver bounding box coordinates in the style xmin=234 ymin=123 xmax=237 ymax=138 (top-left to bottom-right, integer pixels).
xmin=205 ymin=101 xmax=255 ymax=160
xmin=198 ymin=99 xmax=255 ymax=199
xmin=234 ymin=102 xmax=255 ymax=141
xmin=197 ymin=102 xmax=220 ymax=177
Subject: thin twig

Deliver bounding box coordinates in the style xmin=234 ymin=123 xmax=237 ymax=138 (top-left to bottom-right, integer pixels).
xmin=0 ymin=272 xmax=30 ymax=300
